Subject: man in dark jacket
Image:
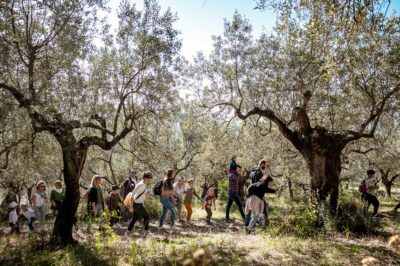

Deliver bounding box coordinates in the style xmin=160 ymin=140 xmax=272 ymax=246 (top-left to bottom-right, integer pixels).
xmin=249 ymin=159 xmax=268 ymax=184
xmin=120 ymin=168 xmax=138 ymax=222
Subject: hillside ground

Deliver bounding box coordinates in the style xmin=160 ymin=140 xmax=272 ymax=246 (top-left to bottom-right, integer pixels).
xmin=1 ymin=190 xmax=399 ymax=266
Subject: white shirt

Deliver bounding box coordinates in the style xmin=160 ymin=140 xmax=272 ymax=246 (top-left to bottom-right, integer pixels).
xmin=32 ymin=191 xmax=46 ymax=207
xmin=365 ymin=178 xmax=378 ymax=195
xmin=9 ymin=210 xmax=18 ymax=224
xmin=173 ymin=182 xmax=186 ymax=199
xmin=131 ymin=181 xmax=147 ymax=204
xmin=21 ymin=208 xmax=35 ymax=219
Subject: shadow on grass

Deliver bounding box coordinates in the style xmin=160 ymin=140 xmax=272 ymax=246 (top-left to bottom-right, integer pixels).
xmin=0 ymin=233 xmax=112 ymax=266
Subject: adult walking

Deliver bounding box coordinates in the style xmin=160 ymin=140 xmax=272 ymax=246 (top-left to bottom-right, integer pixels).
xmin=127 ymin=171 xmax=154 ymax=238
xmin=87 ymin=175 xmax=105 ymax=218
xmin=31 ymin=180 xmax=47 ymax=224
xmin=246 ymin=159 xmax=269 ymax=225
xmin=120 ymin=169 xmax=138 ymax=222
xmin=225 ymin=155 xmax=246 ymax=222
xmin=245 ymin=176 xmax=276 ymax=233
xmin=159 ymin=169 xmax=177 ymax=229
xmin=361 ymin=169 xmax=380 ymax=215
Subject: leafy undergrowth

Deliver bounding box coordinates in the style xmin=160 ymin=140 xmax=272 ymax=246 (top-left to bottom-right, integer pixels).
xmin=1 ymin=195 xmax=399 ymax=266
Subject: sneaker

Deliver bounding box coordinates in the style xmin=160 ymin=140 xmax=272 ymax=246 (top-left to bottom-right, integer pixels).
xmin=225 ymin=218 xmax=234 ymax=223
xmin=207 ymin=221 xmax=213 ymax=225
xmin=170 ymin=225 xmax=177 ymax=230
xmin=186 ymin=220 xmax=193 ymax=225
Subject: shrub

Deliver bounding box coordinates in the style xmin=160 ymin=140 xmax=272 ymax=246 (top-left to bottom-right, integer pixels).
xmin=271 ymin=201 xmax=318 ymax=238
xmin=144 ymin=196 xmax=162 ymax=219
xmin=334 ymin=196 xmax=382 ymax=235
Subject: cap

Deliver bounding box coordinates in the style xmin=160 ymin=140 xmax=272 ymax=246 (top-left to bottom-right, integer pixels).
xmin=8 ymin=201 xmax=18 ymax=209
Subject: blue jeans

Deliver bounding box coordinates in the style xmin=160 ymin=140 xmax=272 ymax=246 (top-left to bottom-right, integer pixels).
xmin=225 ymin=191 xmax=245 ymax=220
xmin=28 ymin=218 xmax=35 ymax=230
xmin=35 ymin=205 xmax=44 ymax=222
xmin=159 ymin=197 xmax=176 ymax=227
xmin=248 ymin=213 xmax=262 ymax=230
xmin=96 ymin=203 xmax=104 ymax=217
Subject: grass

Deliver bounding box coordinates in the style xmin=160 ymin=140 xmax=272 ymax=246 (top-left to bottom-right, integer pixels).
xmin=0 ymin=191 xmax=399 ymax=265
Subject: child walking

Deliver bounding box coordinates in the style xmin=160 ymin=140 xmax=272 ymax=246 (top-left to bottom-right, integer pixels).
xmin=183 ymin=179 xmax=202 ymax=224
xmin=8 ymin=201 xmax=20 ymax=234
xmin=203 ymin=187 xmax=216 ymax=225
xmin=127 ymin=171 xmax=154 ymax=238
xmin=107 ymin=185 xmax=121 ymax=227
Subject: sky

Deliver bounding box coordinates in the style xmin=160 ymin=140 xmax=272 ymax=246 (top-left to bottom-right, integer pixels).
xmin=102 ymin=0 xmax=400 ymax=61
xmin=102 ymin=0 xmax=277 ymax=60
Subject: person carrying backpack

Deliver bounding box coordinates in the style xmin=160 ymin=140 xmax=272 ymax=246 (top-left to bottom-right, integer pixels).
xmin=245 ymin=176 xmax=276 ymax=233
xmin=360 ymin=169 xmax=380 ymax=216
xmin=120 ymin=169 xmax=137 ymax=222
xmin=126 ymin=172 xmax=154 ymax=238
xmin=245 ymin=159 xmax=269 ymax=225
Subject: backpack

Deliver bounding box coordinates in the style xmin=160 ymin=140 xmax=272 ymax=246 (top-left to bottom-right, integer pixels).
xmin=123 ymin=192 xmax=133 ymax=210
xmin=153 ymin=180 xmax=163 ymax=196
xmin=249 ymin=167 xmax=262 ymax=184
xmin=123 ymin=189 xmax=146 ymax=212
xmin=120 ymin=177 xmax=136 ymax=197
xmin=359 ymin=179 xmax=367 ymax=193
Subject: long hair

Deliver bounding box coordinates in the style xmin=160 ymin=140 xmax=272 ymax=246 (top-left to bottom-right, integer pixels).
xmin=90 ymin=175 xmax=101 ymax=187
xmin=165 ymin=169 xmax=175 ymax=189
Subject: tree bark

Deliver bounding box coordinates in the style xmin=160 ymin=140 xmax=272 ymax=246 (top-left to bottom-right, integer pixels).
xmin=287 ymin=176 xmax=294 ymax=201
xmin=307 ymin=150 xmax=341 ymax=212
xmin=51 ymin=133 xmax=88 ymax=244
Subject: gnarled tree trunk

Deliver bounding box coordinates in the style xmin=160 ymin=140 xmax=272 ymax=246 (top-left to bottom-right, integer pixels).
xmin=51 ymin=132 xmax=87 ymax=244
xmin=307 ymin=149 xmax=341 ymax=213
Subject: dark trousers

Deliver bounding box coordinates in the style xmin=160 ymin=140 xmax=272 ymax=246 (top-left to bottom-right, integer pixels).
xmin=122 ymin=206 xmax=133 ymax=222
xmin=128 ymin=203 xmax=149 ymax=231
xmin=394 ymin=202 xmax=400 ymax=211
xmin=362 ymin=193 xmax=379 ymax=215
xmin=28 ymin=218 xmax=35 ymax=230
xmin=226 ymin=191 xmax=245 ymax=220
xmin=9 ymin=223 xmax=20 ymax=234
xmin=205 ymin=207 xmax=212 ymax=221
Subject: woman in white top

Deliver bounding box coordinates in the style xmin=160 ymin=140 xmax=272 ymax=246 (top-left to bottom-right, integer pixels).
xmin=31 ymin=180 xmax=47 ymax=223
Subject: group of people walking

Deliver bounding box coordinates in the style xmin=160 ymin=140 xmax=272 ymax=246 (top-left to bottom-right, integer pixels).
xmin=8 ymin=179 xmax=64 ymax=233
xmin=8 ymin=156 xmax=395 ymax=237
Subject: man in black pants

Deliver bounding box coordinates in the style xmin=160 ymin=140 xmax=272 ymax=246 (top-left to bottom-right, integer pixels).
xmin=361 ymin=169 xmax=380 ymax=216
xmin=127 ymin=172 xmax=153 ymax=238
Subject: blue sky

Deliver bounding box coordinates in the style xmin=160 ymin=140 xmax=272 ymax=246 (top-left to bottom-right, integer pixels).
xmin=103 ymin=0 xmax=400 ymax=61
